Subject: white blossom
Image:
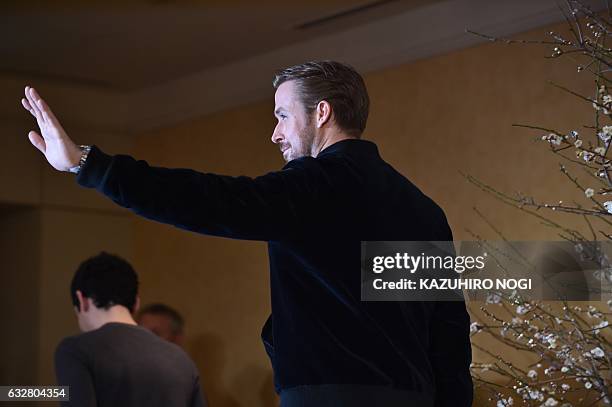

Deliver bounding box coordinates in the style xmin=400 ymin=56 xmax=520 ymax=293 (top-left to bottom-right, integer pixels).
xmin=585 ymin=188 xmax=595 ymax=198
xmin=544 ymin=397 xmax=559 ymax=406
xmin=561 ymin=366 xmax=569 ymax=373
xmin=486 ymin=292 xmax=501 ymax=304
xmin=561 ymin=384 xmax=570 ymax=390
xmin=470 ymin=322 xmax=481 ymax=334
xmin=517 ymin=304 xmax=529 ymax=315
xmin=600 ymin=127 xmax=612 ymax=142
xmin=585 ymin=381 xmax=592 ymax=389
xmin=529 ymin=390 xmax=544 ymax=401
xmin=574 ymin=139 xmax=583 ymax=148
xmin=603 ymin=201 xmax=612 ymax=214
xmin=590 ymin=347 xmax=605 ymax=358
xmin=595 ymin=146 xmax=606 ymax=155
xmin=528 ymin=369 xmax=538 ymax=379
xmin=593 ymin=320 xmax=609 ymax=333
xmin=497 ymin=397 xmax=513 ymax=406
xmin=544 ymin=133 xmax=563 ymax=145
xmin=592 ymin=267 xmax=612 ymax=284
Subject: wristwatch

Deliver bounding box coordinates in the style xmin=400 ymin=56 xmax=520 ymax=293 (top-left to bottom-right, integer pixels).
xmin=68 ymin=145 xmax=92 ymax=174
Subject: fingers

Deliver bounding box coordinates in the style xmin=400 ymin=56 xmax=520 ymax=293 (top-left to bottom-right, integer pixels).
xmin=29 ymin=87 xmax=45 ymax=119
xmin=28 ymin=130 xmax=46 ymax=154
xmin=21 ymin=97 xmax=35 ymax=117
xmin=24 ymin=86 xmax=63 ymax=130
xmin=37 ymin=97 xmax=61 ymax=129
xmin=24 ymin=86 xmax=43 ymax=122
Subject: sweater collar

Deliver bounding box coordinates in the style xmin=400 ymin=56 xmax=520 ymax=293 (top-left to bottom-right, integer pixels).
xmin=317 ymin=138 xmax=379 ymax=158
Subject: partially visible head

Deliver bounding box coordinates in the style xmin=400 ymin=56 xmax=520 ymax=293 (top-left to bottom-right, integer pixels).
xmin=136 ymin=303 xmax=185 ymax=346
xmin=271 ymin=60 xmax=370 ymax=161
xmin=70 ymin=252 xmax=139 ymax=332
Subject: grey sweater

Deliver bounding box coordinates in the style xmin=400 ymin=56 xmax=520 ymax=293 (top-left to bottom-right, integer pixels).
xmin=55 ymin=322 xmax=205 ymax=407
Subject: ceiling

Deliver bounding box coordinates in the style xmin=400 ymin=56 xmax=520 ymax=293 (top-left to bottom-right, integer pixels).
xmin=1 ymin=0 xmax=439 ymax=90
xmin=1 ymin=0 xmax=606 ymax=133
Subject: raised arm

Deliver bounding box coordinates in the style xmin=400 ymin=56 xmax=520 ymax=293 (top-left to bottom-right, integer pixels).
xmin=21 ymin=87 xmax=333 ymax=241
xmin=75 ymin=146 xmax=324 ymax=240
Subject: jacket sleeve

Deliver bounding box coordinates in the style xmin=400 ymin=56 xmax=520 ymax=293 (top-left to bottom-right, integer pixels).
xmin=430 ymin=300 xmax=474 ymax=407
xmin=76 ymin=146 xmax=331 ymax=241
xmin=54 ymin=338 xmax=97 ymax=407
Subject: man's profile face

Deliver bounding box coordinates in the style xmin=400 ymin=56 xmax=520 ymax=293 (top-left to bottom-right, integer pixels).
xmin=271 ymin=80 xmax=316 ymax=162
xmin=138 ymin=312 xmax=182 ymax=345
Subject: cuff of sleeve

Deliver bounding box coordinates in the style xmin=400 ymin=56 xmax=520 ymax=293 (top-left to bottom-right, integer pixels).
xmin=75 ymin=145 xmax=113 ymax=188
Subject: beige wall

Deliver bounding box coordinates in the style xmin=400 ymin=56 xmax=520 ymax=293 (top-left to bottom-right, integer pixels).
xmin=0 ymin=122 xmax=42 ymax=205
xmin=1 ymin=17 xmax=606 ymax=407
xmin=0 ymin=206 xmax=40 ymax=385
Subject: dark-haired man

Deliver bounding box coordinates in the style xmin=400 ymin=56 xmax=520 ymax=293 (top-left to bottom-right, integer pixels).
xmin=24 ymin=60 xmax=472 ymax=407
xmin=137 ymin=303 xmax=185 ymax=346
xmin=54 ymin=252 xmax=206 ymax=407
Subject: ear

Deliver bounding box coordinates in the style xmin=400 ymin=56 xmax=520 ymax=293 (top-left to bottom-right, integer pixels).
xmin=75 ymin=290 xmax=90 ymax=313
xmin=315 ymin=100 xmax=332 ymax=128
xmin=133 ymin=296 xmax=141 ymax=314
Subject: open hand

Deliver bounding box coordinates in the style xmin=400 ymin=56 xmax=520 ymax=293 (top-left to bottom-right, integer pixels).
xmin=21 ymin=86 xmax=82 ymax=172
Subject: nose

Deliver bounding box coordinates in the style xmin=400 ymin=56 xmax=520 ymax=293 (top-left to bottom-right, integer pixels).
xmin=271 ymin=125 xmax=283 ymax=144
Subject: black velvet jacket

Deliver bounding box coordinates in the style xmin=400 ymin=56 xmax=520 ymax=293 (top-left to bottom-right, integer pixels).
xmin=76 ymin=139 xmax=473 ymax=406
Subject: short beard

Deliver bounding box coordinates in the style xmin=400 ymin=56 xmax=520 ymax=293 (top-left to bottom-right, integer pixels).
xmin=290 ymin=119 xmax=316 ymax=161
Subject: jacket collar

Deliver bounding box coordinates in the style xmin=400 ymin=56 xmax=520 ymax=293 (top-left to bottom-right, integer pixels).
xmin=317 ymin=138 xmax=379 ymax=158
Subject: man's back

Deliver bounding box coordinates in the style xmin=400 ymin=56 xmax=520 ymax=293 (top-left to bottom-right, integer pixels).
xmin=262 ymin=139 xmax=472 ymax=406
xmin=55 ymin=322 xmax=204 ymax=407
